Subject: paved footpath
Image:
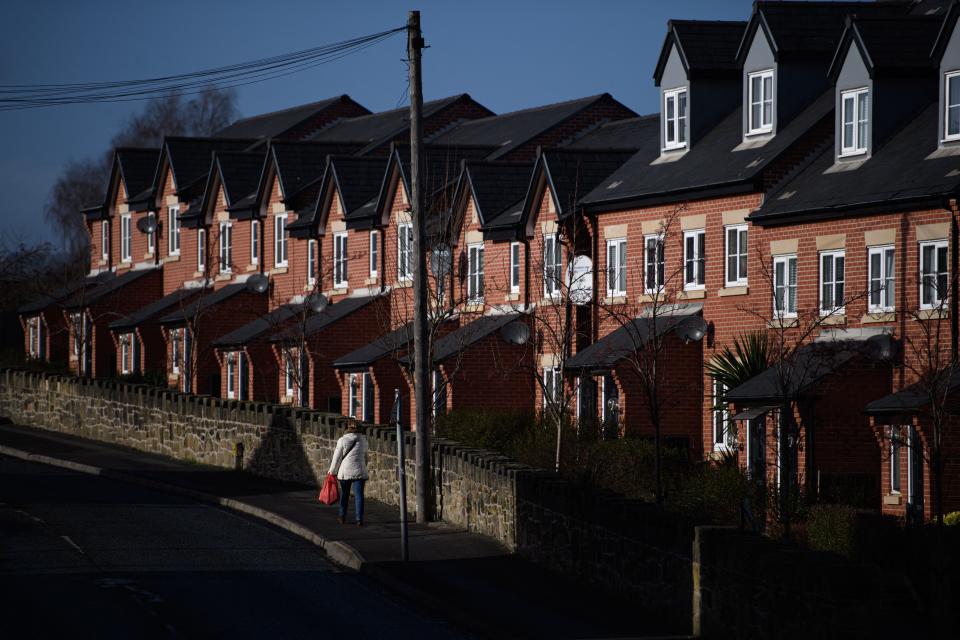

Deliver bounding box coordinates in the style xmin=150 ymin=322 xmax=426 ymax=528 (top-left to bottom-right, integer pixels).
xmin=0 ymin=421 xmax=689 ymax=640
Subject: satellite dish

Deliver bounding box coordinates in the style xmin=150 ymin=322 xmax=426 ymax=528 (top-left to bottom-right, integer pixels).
xmin=501 ymin=321 xmax=530 ymax=345
xmin=306 ymin=292 xmax=328 ymax=314
xmin=246 ymin=274 xmax=269 ymax=294
xmin=136 ymin=215 xmax=157 ymax=234
xmin=675 ymin=315 xmax=708 ymax=344
xmin=567 ymin=255 xmax=593 ymax=306
xmin=430 ymin=244 xmax=451 ymax=278
xmin=866 ymin=333 xmax=899 ymax=362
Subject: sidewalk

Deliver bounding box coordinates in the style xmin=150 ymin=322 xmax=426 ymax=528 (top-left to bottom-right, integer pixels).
xmin=0 ymin=421 xmax=688 ymax=639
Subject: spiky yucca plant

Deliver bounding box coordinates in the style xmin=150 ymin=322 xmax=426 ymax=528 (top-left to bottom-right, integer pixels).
xmin=705 ymin=331 xmax=772 ymax=395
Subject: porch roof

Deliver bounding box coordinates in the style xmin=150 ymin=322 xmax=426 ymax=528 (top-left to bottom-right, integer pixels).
xmin=400 ymin=312 xmax=523 ymax=366
xmin=158 ymin=282 xmax=254 ymax=326
xmin=17 ymin=271 xmax=114 ymax=315
xmin=333 ymin=322 xmax=412 ymax=372
xmin=212 ymin=303 xmax=303 ymax=349
xmin=865 ymin=366 xmax=960 ymax=417
xmin=62 ymin=267 xmax=158 ymax=311
xmin=109 ymin=287 xmax=200 ymax=331
xmin=565 ymin=314 xmax=687 ymax=372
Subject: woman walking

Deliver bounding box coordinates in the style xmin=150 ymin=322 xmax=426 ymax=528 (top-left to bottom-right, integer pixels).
xmin=328 ymin=423 xmax=369 ymax=526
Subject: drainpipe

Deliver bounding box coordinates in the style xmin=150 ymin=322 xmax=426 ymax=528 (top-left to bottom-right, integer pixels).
xmin=949 ymin=198 xmax=959 ymax=364
xmin=259 ymin=214 xmax=266 ymax=276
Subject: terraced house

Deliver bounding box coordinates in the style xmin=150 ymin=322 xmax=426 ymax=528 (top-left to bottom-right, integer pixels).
xmin=19 ymin=0 xmax=960 ymax=524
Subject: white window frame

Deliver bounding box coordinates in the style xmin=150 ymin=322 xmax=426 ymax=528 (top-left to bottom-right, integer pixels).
xmin=101 ymin=221 xmax=110 ymax=261
xmin=868 ymin=245 xmax=895 ymax=313
xmin=369 ymin=230 xmax=379 ymax=277
xmin=606 ymin=238 xmax=627 ymax=297
xmin=890 ymin=425 xmax=902 ymax=494
xmin=725 ymin=224 xmax=748 ymax=287
xmin=944 ymin=71 xmax=960 ymax=142
xmin=819 ymin=250 xmax=845 ymax=315
xmin=663 ymin=87 xmax=688 ymax=150
xmin=197 ymin=228 xmax=206 ymax=272
xmin=120 ymin=213 xmax=132 ymax=262
xmin=333 ymin=232 xmax=348 ymax=288
xmin=274 ymin=213 xmax=288 ymax=268
xmin=171 ymin=329 xmax=181 ymax=374
xmin=227 ymin=353 xmax=236 ymax=399
xmin=168 ymin=206 xmax=180 ymax=256
xmin=773 ymin=254 xmax=798 ymax=318
xmin=644 ymin=234 xmax=665 ymax=295
xmin=543 ymin=233 xmax=562 ymax=298
xmin=120 ymin=335 xmax=130 ymax=374
xmin=308 ymin=239 xmax=317 ymax=286
xmin=840 ymin=88 xmax=869 ymax=157
xmin=251 ymin=219 xmax=259 ymax=265
xmin=146 ymin=212 xmax=155 ymax=254
xmin=348 ymin=372 xmax=361 ymax=418
xmin=920 ymin=239 xmax=949 ymax=310
xmin=285 ymin=352 xmax=297 ymax=400
xmin=28 ymin=318 xmax=38 ymax=358
xmin=510 ymin=242 xmax=521 ymax=294
xmin=219 ymin=222 xmax=232 ymax=274
xmin=543 ymin=366 xmax=561 ymax=408
xmin=747 ymin=69 xmax=774 ymax=135
xmin=683 ymin=229 xmax=705 ymax=291
xmin=713 ymin=378 xmax=730 ymax=451
xmin=397 ymin=222 xmax=413 ymax=282
xmin=362 ymin=372 xmax=373 ymax=422
xmin=467 ymin=243 xmax=485 ymax=302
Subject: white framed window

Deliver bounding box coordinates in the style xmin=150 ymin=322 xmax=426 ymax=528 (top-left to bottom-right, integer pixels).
xmin=146 ymin=212 xmax=155 ymax=254
xmin=397 ymin=223 xmax=413 ymax=281
xmin=543 ymin=366 xmax=561 ymax=408
xmin=27 ymin=318 xmax=37 ymax=358
xmin=773 ymin=254 xmax=798 ymax=317
xmin=890 ymin=425 xmax=902 ymax=494
xmin=120 ymin=213 xmax=131 ymax=262
xmin=945 ymin=71 xmax=960 ymax=141
xmin=251 ymin=219 xmax=259 ymax=264
xmin=348 ymin=373 xmax=361 ymax=418
xmin=333 ymin=233 xmax=348 ymax=288
xmin=510 ymin=242 xmax=521 ymax=294
xmin=274 ymin=213 xmax=288 ymax=267
xmin=431 ymin=369 xmax=446 ymax=417
xmin=644 ymin=234 xmax=664 ymax=294
xmin=197 ymin=228 xmax=206 ymax=272
xmin=606 ymin=238 xmax=627 ymax=297
xmin=748 ymin=69 xmax=774 ymax=134
xmin=467 ymin=243 xmax=485 ymax=302
xmin=227 ymin=353 xmax=236 ymax=399
xmin=71 ymin=313 xmax=82 ymax=358
xmin=663 ymin=87 xmax=688 ymax=150
xmin=171 ymin=329 xmax=181 ymax=374
xmin=543 ymin=233 xmax=562 ymax=297
xmin=120 ymin=334 xmax=131 ymax=374
xmin=370 ymin=230 xmax=379 ymax=277
xmin=868 ymin=245 xmax=895 ymax=312
xmin=840 ymin=88 xmax=869 ymax=156
xmin=920 ymin=239 xmax=948 ymax=309
xmin=285 ymin=353 xmax=297 ymax=399
xmin=713 ymin=378 xmax=730 ymax=450
xmin=819 ymin=250 xmax=845 ymax=315
xmin=101 ymin=221 xmax=110 ymax=261
xmin=168 ymin=206 xmax=180 ymax=256
xmin=362 ymin=372 xmax=374 ymax=422
xmin=725 ymin=225 xmax=748 ymax=286
xmin=684 ymin=229 xmax=705 ymax=291
xmin=219 ymin=222 xmax=232 ymax=274
xmin=308 ymin=239 xmax=317 ymax=286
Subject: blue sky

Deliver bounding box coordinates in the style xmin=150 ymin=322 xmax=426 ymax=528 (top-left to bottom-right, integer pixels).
xmin=0 ymin=0 xmax=748 ymax=247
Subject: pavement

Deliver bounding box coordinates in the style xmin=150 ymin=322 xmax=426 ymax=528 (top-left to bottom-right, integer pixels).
xmin=0 ymin=421 xmax=689 ymax=639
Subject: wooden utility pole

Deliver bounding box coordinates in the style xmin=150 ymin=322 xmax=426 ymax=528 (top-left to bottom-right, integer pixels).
xmin=408 ymin=10 xmax=431 ymax=524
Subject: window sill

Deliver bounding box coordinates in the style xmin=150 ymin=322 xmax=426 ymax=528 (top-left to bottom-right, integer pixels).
xmin=215 ymin=273 xmax=232 ymax=282
xmin=504 ymin=292 xmax=520 ymax=302
xmin=883 ymin=493 xmax=902 ymax=506
xmin=116 ymin=262 xmax=131 ymax=271
xmin=718 ymin=285 xmax=748 ymax=297
xmin=638 ymin=292 xmax=664 ymax=303
xmin=604 ymin=295 xmax=627 ymax=305
xmin=365 ymin=276 xmax=378 ymax=285
xmin=819 ymin=313 xmax=846 ymax=326
xmin=862 ymin=312 xmax=896 ymax=324
xmin=914 ymin=308 xmax=949 ymax=320
xmin=539 ymin=296 xmax=561 ymax=306
xmin=395 ymin=279 xmax=412 ymax=289
xmin=767 ymin=316 xmax=798 ymax=329
xmin=326 ymin=287 xmax=347 ymax=297
xmin=97 ymin=259 xmax=107 ymax=266
xmin=462 ymin=303 xmax=484 ymax=313
xmin=166 ymin=254 xmax=180 ymax=263
xmin=272 ymin=266 xmax=288 ymax=275
xmin=838 ymin=150 xmax=867 ymax=159
xmin=678 ymin=289 xmax=705 ymax=300
xmin=142 ymin=253 xmax=153 ymax=260
xmin=245 ymin=264 xmax=258 ymax=272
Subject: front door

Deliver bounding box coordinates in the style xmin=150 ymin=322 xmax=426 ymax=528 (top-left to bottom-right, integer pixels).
xmin=747 ymin=417 xmax=766 ymax=481
xmin=907 ymin=426 xmax=924 ymax=524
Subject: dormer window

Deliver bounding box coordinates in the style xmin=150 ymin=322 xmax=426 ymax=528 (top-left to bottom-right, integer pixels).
xmin=747 ymin=70 xmax=773 ymax=134
xmin=663 ymin=87 xmax=688 ymax=150
xmin=945 ymin=71 xmax=960 ymax=141
xmin=840 ymin=88 xmax=869 ymax=156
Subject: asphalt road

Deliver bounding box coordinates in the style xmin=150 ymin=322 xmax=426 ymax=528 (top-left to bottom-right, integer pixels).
xmin=0 ymin=454 xmax=471 ymax=640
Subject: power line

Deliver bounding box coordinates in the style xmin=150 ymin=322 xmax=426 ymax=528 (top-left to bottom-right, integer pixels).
xmin=0 ymin=26 xmax=405 ymax=111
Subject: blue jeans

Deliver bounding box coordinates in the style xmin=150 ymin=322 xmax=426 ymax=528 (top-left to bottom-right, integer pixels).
xmin=338 ymin=479 xmax=365 ymax=523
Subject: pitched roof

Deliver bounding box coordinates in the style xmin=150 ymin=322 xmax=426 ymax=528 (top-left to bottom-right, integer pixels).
xmin=269 ymin=141 xmax=364 ymax=201
xmin=162 ymin=137 xmax=256 ymax=198
xmin=457 ymin=161 xmax=533 ymax=228
xmin=537 ymin=148 xmax=638 ymax=219
xmin=307 ymin=94 xmax=489 ymax=153
xmin=114 ymin=148 xmax=161 ymax=207
xmin=281 ymin=294 xmax=380 ymax=341
xmin=431 ymin=94 xmax=634 ymax=161
xmin=829 ymin=15 xmax=941 ymax=80
xmin=424 ymin=312 xmax=523 ymax=364
xmin=581 ymin=90 xmax=833 ymax=211
xmin=158 ymin=282 xmax=254 ymax=325
xmin=212 ymin=303 xmax=303 ymax=349
xmin=290 ymin=156 xmax=389 ymax=235
xmin=565 ymin=315 xmax=684 ymax=371
xmin=866 ymin=366 xmax=960 ymax=415
xmin=568 ymin=114 xmax=659 ymax=151
xmin=18 ymin=272 xmax=113 ymax=315
xmin=333 ymin=323 xmax=413 ymax=371
xmin=217 ymin=150 xmax=267 ymax=208
xmin=654 ymin=20 xmax=747 ymax=83
xmin=214 ymin=96 xmax=369 ymax=140
xmin=109 ymin=288 xmax=200 ymax=331
xmin=751 ymin=102 xmax=960 ymax=225
xmin=63 ymin=267 xmax=158 ymax=310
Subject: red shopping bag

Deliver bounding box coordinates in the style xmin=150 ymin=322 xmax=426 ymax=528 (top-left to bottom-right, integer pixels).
xmin=319 ymin=473 xmax=340 ymax=505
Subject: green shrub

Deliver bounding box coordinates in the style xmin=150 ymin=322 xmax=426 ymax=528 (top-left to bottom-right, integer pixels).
xmin=806 ymin=503 xmax=858 ymax=557
xmin=673 ymin=457 xmax=755 ymax=525
xmin=945 ymin=511 xmax=960 ymax=526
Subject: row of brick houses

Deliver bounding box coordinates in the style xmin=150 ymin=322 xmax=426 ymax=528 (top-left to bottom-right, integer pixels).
xmin=19 ymin=0 xmax=960 ymax=521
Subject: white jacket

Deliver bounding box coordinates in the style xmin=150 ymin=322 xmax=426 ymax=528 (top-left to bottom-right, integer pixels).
xmin=328 ymin=432 xmax=369 ymax=480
